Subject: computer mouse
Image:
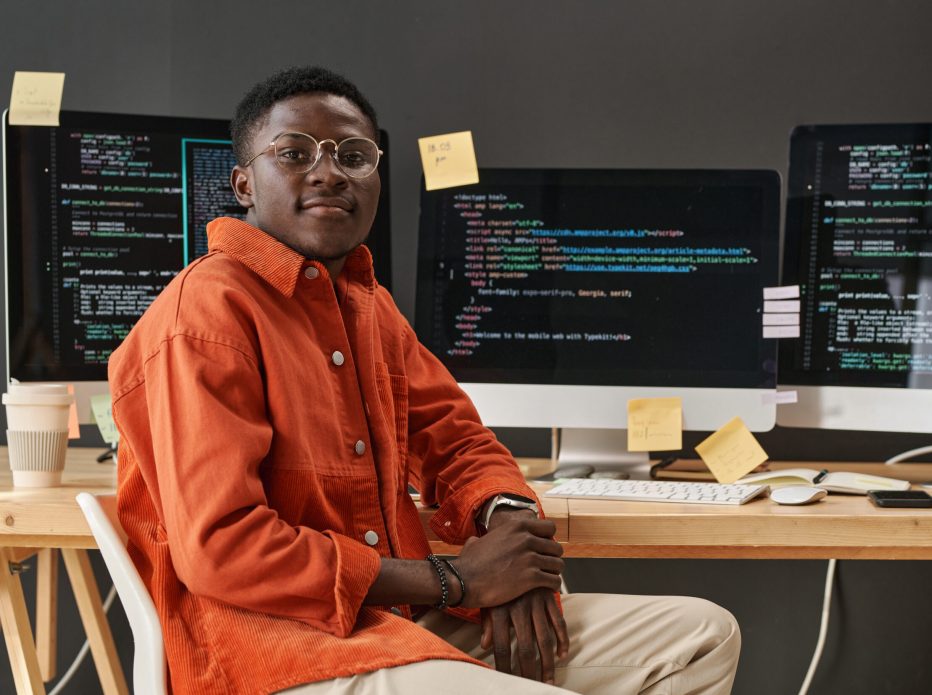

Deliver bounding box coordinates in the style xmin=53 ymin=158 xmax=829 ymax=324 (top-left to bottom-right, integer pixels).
xmin=769 ymin=485 xmax=827 ymax=505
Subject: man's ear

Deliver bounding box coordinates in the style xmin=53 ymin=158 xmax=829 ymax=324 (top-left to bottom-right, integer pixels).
xmin=231 ymin=165 xmax=255 ymax=209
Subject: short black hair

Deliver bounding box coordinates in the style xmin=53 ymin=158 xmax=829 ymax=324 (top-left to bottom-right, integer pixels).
xmin=230 ymin=66 xmax=379 ymax=165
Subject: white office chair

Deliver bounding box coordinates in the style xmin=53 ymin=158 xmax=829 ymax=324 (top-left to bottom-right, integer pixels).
xmin=75 ymin=493 xmax=168 ymax=695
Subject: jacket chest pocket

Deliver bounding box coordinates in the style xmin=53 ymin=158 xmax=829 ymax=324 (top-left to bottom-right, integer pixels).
xmin=264 ymin=381 xmax=361 ymax=477
xmin=375 ymin=361 xmax=409 ymax=488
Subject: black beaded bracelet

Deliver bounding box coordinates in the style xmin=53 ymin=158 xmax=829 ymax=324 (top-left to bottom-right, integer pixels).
xmin=443 ymin=559 xmax=466 ymax=608
xmin=426 ymin=554 xmax=449 ymax=610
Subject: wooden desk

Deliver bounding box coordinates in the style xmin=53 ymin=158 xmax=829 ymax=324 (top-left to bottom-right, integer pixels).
xmin=426 ymin=460 xmax=932 ymax=560
xmin=3 ymin=451 xmax=931 ymax=694
xmin=0 ymin=447 xmax=127 ymax=695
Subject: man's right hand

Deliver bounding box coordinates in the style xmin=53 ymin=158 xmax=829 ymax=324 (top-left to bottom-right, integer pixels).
xmin=451 ymin=515 xmax=563 ymax=608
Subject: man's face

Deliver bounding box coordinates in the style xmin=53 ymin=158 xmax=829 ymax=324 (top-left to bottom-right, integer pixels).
xmin=231 ymin=92 xmax=381 ymax=264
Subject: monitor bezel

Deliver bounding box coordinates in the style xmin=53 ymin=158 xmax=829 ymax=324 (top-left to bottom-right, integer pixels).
xmin=3 ymin=109 xmax=233 ymax=423
xmin=778 ymin=122 xmax=932 ymax=433
xmin=4 ymin=109 xmax=393 ymax=424
xmin=414 ymin=167 xmax=781 ymax=431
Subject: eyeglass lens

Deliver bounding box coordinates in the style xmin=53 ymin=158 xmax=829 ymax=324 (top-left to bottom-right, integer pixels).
xmin=273 ymin=133 xmax=379 ymax=177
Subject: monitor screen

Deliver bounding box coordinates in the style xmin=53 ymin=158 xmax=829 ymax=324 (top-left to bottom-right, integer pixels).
xmin=778 ymin=123 xmax=932 ymax=433
xmin=4 ymin=110 xmax=242 ymax=395
xmin=3 ymin=109 xmax=391 ymax=423
xmin=415 ymin=168 xmax=780 ymax=439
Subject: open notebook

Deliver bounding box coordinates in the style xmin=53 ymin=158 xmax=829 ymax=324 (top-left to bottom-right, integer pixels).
xmin=737 ymin=468 xmax=911 ymax=495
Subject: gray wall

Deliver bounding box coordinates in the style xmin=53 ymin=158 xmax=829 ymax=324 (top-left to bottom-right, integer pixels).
xmin=2 ymin=2 xmax=931 ymax=693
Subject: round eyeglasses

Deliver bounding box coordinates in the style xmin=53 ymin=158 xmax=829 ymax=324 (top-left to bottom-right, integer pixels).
xmin=244 ymin=131 xmax=382 ymax=179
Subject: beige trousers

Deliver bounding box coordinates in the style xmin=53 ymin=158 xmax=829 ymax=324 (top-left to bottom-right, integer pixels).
xmin=279 ymin=593 xmax=741 ymax=695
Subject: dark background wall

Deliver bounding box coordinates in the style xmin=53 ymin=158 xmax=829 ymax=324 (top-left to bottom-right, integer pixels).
xmin=1 ymin=2 xmax=931 ymax=693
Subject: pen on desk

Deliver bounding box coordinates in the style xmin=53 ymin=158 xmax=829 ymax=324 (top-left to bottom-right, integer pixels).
xmin=813 ymin=469 xmax=829 ymax=484
xmin=649 ymin=456 xmax=679 ymax=479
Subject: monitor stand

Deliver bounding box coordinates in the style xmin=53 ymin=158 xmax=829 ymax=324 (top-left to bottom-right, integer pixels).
xmin=556 ymin=428 xmax=652 ymax=480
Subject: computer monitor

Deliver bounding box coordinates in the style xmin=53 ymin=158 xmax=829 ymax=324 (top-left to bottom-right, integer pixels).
xmin=778 ymin=123 xmax=932 ymax=439
xmin=3 ymin=109 xmax=392 ymax=425
xmin=415 ymin=168 xmax=780 ymax=470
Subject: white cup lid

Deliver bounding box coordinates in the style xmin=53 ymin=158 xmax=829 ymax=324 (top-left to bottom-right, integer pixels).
xmin=3 ymin=382 xmax=73 ymax=407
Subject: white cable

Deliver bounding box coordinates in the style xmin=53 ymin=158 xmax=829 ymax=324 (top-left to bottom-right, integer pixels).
xmin=884 ymin=444 xmax=932 ymax=465
xmin=797 ymin=558 xmax=836 ymax=695
xmin=48 ymin=585 xmax=118 ymax=695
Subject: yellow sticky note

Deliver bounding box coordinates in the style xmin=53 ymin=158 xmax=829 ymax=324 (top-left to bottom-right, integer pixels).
xmin=627 ymin=397 xmax=682 ymax=452
xmin=89 ymin=394 xmax=120 ymax=445
xmin=66 ymin=384 xmax=80 ymax=439
xmin=695 ymin=417 xmax=768 ymax=484
xmin=9 ymin=71 xmax=65 ymax=126
xmin=417 ymin=131 xmax=479 ymax=191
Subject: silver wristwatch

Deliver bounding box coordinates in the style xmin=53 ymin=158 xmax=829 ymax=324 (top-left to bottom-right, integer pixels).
xmin=479 ymin=493 xmax=539 ymax=531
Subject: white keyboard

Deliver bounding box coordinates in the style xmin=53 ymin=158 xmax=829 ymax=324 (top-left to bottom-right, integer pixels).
xmin=545 ymin=478 xmax=768 ymax=506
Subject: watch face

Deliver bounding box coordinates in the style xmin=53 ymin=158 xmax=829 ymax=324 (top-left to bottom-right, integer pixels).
xmin=481 ymin=493 xmax=539 ymax=531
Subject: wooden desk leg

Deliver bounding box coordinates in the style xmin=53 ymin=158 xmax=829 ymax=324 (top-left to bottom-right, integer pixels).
xmin=0 ymin=547 xmax=45 ymax=695
xmin=60 ymin=549 xmax=129 ymax=695
xmin=36 ymin=549 xmax=58 ymax=682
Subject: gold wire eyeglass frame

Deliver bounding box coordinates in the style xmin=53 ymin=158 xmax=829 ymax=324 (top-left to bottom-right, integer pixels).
xmin=243 ymin=131 xmax=383 ymax=179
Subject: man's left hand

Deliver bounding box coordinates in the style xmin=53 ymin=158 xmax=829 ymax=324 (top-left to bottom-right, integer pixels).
xmin=480 ymin=587 xmax=569 ymax=684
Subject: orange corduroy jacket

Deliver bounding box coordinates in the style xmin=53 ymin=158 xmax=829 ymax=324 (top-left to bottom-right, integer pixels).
xmin=109 ymin=217 xmax=539 ymax=694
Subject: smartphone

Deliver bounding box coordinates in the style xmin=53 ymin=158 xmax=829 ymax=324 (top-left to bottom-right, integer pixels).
xmin=867 ymin=490 xmax=932 ymax=508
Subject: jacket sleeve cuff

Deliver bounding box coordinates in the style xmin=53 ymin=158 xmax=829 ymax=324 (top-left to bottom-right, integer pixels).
xmin=326 ymin=531 xmax=382 ymax=637
xmin=429 ymin=479 xmax=541 ymax=545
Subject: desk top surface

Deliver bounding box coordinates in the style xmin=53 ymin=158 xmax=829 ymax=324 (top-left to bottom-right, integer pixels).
xmin=494 ymin=459 xmax=932 ymax=559
xmin=2 ymin=448 xmax=932 ymax=558
xmin=0 ymin=447 xmax=113 ymax=547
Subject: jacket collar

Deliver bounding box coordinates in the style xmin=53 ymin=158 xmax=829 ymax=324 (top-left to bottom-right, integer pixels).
xmin=206 ymin=216 xmax=375 ymax=297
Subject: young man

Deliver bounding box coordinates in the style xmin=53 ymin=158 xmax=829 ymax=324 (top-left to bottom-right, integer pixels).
xmin=109 ymin=66 xmax=741 ymax=694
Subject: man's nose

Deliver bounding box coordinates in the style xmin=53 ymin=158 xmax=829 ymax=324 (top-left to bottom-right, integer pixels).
xmin=306 ymin=145 xmax=348 ymax=186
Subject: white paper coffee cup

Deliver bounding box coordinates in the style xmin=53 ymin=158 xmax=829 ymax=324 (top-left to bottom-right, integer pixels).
xmin=6 ymin=430 xmax=70 ymax=486
xmin=3 ymin=383 xmax=73 ymax=487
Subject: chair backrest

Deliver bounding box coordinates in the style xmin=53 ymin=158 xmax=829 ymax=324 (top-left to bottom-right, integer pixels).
xmin=76 ymin=493 xmax=168 ymax=695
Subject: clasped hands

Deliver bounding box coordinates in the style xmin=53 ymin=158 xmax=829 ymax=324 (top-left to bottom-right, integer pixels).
xmin=450 ymin=508 xmax=568 ymax=685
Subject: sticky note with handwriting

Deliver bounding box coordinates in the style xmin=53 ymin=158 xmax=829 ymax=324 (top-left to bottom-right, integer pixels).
xmin=90 ymin=393 xmax=120 ymax=445
xmin=9 ymin=71 xmax=65 ymax=126
xmin=417 ymin=131 xmax=479 ymax=191
xmin=695 ymin=416 xmax=768 ymax=484
xmin=627 ymin=397 xmax=682 ymax=452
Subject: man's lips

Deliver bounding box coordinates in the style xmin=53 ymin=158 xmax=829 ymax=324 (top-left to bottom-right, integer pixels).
xmin=300 ymin=197 xmax=353 ymax=212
